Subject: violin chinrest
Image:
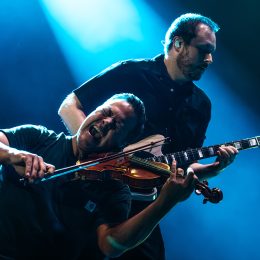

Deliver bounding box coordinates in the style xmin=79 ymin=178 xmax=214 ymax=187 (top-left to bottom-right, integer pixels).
xmin=123 ymin=134 xmax=165 ymax=156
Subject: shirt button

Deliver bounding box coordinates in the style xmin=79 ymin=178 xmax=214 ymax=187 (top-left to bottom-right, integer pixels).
xmin=170 ymin=88 xmax=174 ymax=92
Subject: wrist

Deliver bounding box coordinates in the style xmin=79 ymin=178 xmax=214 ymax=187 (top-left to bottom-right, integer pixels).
xmin=0 ymin=146 xmax=14 ymax=164
xmin=6 ymin=148 xmax=20 ymax=165
xmin=154 ymin=194 xmax=178 ymax=217
xmin=203 ymin=163 xmax=223 ymax=179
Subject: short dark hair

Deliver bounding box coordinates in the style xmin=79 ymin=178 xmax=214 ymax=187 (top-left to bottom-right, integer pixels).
xmin=105 ymin=93 xmax=146 ymax=144
xmin=164 ymin=13 xmax=220 ymax=53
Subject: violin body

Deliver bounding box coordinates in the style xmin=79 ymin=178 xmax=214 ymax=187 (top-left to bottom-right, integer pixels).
xmin=75 ymin=157 xmax=169 ymax=190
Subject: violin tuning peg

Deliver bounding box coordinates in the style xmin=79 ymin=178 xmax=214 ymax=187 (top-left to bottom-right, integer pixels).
xmin=203 ymin=198 xmax=209 ymax=204
xmin=195 ymin=189 xmax=202 ymax=195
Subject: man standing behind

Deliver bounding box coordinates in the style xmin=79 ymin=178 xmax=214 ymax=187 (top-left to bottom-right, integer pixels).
xmin=58 ymin=13 xmax=238 ymax=259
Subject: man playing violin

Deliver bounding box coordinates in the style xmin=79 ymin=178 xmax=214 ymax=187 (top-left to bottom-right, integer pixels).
xmin=0 ymin=93 xmax=198 ymax=259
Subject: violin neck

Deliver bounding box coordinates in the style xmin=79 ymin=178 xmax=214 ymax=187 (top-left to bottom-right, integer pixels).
xmin=148 ymin=136 xmax=260 ymax=167
xmin=130 ymin=156 xmax=172 ymax=178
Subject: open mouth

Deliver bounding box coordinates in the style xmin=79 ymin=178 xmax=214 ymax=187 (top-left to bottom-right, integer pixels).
xmin=89 ymin=125 xmax=103 ymax=140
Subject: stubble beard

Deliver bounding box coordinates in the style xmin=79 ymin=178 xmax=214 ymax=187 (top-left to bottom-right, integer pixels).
xmin=176 ymin=49 xmax=203 ymax=81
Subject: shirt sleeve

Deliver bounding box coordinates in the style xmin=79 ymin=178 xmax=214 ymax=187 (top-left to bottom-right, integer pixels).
xmin=0 ymin=124 xmax=52 ymax=151
xmin=73 ymin=61 xmax=136 ymax=115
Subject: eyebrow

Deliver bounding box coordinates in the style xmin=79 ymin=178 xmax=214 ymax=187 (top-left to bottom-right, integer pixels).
xmin=102 ymin=106 xmax=112 ymax=115
xmin=104 ymin=106 xmax=123 ymax=126
xmin=111 ymin=106 xmax=128 ymax=128
xmin=197 ymin=43 xmax=216 ymax=53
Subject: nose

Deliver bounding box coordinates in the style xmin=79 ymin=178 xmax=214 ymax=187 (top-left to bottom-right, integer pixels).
xmin=102 ymin=117 xmax=116 ymax=130
xmin=103 ymin=117 xmax=114 ymax=124
xmin=204 ymin=53 xmax=213 ymax=64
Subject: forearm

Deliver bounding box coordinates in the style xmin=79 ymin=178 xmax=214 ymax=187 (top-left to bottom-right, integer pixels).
xmin=98 ymin=167 xmax=197 ymax=257
xmin=0 ymin=142 xmax=15 ymax=164
xmin=0 ymin=133 xmax=55 ymax=178
xmin=58 ymin=93 xmax=86 ymax=135
xmin=98 ymin=197 xmax=177 ymax=257
xmin=0 ymin=133 xmax=14 ymax=164
xmin=190 ymin=162 xmax=220 ymax=180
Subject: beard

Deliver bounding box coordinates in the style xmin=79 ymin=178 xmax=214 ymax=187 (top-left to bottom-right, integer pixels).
xmin=176 ymin=49 xmax=205 ymax=81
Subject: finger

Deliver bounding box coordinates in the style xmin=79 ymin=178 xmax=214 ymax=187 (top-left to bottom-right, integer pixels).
xmin=218 ymin=147 xmax=230 ymax=158
xmin=186 ymin=167 xmax=193 ymax=176
xmin=171 ymin=160 xmax=177 ymax=174
xmin=226 ymin=145 xmax=239 ymax=154
xmin=222 ymin=146 xmax=237 ymax=157
xmin=24 ymin=156 xmax=33 ymax=178
xmin=176 ymin=168 xmax=185 ymax=179
xmin=219 ymin=146 xmax=239 ymax=160
xmin=183 ymin=169 xmax=198 ymax=188
xmin=46 ymin=163 xmax=55 ymax=174
xmin=31 ymin=156 xmax=40 ymax=179
xmin=212 ymin=161 xmax=220 ymax=167
xmin=170 ymin=160 xmax=177 ymax=181
xmin=218 ymin=146 xmax=238 ymax=166
xmin=38 ymin=156 xmax=46 ymax=178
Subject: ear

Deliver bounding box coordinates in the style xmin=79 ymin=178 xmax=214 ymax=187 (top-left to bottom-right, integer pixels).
xmin=173 ymin=37 xmax=183 ymax=51
xmin=174 ymin=40 xmax=181 ymax=48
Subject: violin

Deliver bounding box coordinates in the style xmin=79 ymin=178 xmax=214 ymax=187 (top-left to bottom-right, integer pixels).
xmin=36 ymin=138 xmax=223 ymax=204
xmin=75 ymin=156 xmax=223 ymax=204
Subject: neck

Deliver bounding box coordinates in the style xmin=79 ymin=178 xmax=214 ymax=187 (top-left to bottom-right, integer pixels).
xmin=71 ymin=136 xmax=91 ymax=160
xmin=71 ymin=135 xmax=79 ymax=157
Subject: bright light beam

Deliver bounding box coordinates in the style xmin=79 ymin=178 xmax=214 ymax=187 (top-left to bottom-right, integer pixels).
xmin=39 ymin=0 xmax=165 ymax=83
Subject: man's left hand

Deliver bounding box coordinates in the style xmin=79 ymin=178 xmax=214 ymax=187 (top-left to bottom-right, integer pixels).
xmin=211 ymin=145 xmax=238 ymax=172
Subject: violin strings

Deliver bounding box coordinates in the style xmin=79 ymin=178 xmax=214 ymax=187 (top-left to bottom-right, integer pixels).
xmin=54 ymin=137 xmax=168 ymax=175
xmin=130 ymin=156 xmax=172 ymax=177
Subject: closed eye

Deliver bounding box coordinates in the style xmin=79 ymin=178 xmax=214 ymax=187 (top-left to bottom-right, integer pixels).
xmin=197 ymin=44 xmax=215 ymax=54
xmin=101 ymin=106 xmax=124 ymax=131
xmin=101 ymin=107 xmax=113 ymax=117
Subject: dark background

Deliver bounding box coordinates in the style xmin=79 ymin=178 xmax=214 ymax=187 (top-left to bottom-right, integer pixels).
xmin=0 ymin=1 xmax=259 ymax=259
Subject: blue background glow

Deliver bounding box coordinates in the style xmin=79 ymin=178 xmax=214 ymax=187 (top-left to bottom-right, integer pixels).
xmin=1 ymin=1 xmax=259 ymax=259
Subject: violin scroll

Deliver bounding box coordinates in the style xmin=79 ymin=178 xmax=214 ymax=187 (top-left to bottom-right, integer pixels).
xmin=195 ymin=180 xmax=223 ymax=204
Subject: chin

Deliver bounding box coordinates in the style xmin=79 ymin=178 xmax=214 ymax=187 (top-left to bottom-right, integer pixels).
xmin=192 ymin=75 xmax=202 ymax=81
xmin=187 ymin=72 xmax=203 ymax=81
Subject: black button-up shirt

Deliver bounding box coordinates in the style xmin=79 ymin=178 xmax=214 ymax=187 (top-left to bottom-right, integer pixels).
xmin=74 ymin=54 xmax=211 ymax=153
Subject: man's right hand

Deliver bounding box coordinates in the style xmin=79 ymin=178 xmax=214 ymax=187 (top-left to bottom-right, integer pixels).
xmin=8 ymin=149 xmax=55 ymax=180
xmin=158 ymin=161 xmax=198 ymax=208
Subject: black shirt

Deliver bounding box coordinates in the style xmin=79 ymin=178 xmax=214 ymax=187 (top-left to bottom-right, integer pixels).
xmin=0 ymin=125 xmax=131 ymax=259
xmin=74 ymin=54 xmax=211 ymax=153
